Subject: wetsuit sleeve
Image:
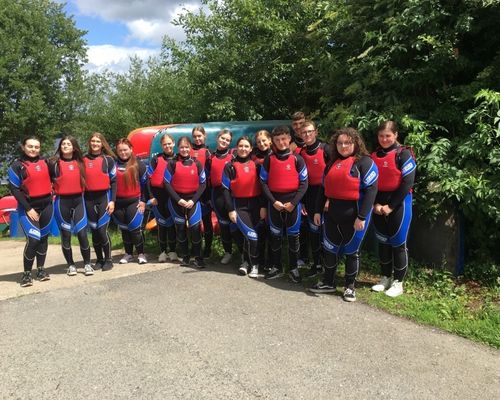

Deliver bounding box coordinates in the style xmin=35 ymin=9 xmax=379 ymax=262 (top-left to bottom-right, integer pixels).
xmin=8 ymin=161 xmax=31 ymax=210
xmin=164 ymin=160 xmax=181 ymax=203
xmin=323 ymin=144 xmax=332 ymax=165
xmin=357 ymin=156 xmax=378 ymax=220
xmin=259 ymin=156 xmax=276 ymax=204
xmin=105 ymin=156 xmax=117 ymax=202
xmin=315 ymin=163 xmax=330 ymax=214
xmin=138 ymin=160 xmax=149 ymax=202
xmin=147 ymin=155 xmax=158 ymax=177
xmin=388 ymin=149 xmax=416 ymax=209
xmin=291 ymin=155 xmax=308 ymax=206
xmin=192 ymin=160 xmax=207 ymax=203
xmin=222 ymin=163 xmax=236 ymax=212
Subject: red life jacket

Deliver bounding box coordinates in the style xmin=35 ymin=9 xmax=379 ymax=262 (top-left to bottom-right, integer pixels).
xmin=22 ymin=159 xmax=52 ymax=198
xmin=371 ymin=150 xmax=401 ymax=192
xmin=84 ymin=156 xmax=110 ymax=191
xmin=116 ymin=167 xmax=140 ymax=198
xmin=231 ymin=161 xmax=262 ymax=198
xmin=251 ymin=154 xmax=265 ymax=166
xmin=170 ymin=160 xmax=199 ymax=194
xmin=54 ymin=160 xmax=83 ymax=195
xmin=267 ymin=154 xmax=299 ymax=193
xmin=300 ymin=145 xmax=326 ymax=186
xmin=149 ymin=155 xmax=168 ymax=188
xmin=191 ymin=147 xmax=208 ymax=168
xmin=210 ymin=152 xmax=233 ymax=187
xmin=324 ymin=156 xmax=360 ymax=200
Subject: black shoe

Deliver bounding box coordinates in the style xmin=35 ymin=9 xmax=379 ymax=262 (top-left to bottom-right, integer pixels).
xmin=36 ymin=267 xmax=50 ymax=281
xmin=265 ymin=267 xmax=284 ymax=280
xmin=309 ymin=281 xmax=336 ymax=294
xmin=180 ymin=256 xmax=191 ymax=266
xmin=288 ymin=268 xmax=302 ymax=283
xmin=192 ymin=257 xmax=206 ymax=269
xmin=93 ymin=259 xmax=105 ymax=270
xmin=20 ymin=271 xmax=33 ymax=287
xmin=102 ymin=260 xmax=113 ymax=271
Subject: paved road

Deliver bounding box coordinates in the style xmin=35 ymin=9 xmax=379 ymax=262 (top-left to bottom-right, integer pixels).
xmin=0 ymin=242 xmax=498 ymax=399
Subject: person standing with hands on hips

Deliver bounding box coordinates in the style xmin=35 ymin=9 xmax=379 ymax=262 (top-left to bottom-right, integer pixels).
xmin=371 ymin=121 xmax=416 ymax=297
xmin=309 ymin=128 xmax=378 ymax=302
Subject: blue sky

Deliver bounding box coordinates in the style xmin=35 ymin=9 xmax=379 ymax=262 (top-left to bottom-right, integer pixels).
xmin=62 ymin=0 xmax=202 ymax=73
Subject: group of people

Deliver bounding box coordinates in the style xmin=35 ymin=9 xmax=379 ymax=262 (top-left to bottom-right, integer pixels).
xmin=8 ymin=113 xmax=416 ymax=301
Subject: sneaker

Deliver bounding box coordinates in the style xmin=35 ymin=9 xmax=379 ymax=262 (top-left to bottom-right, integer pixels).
xmin=309 ymin=281 xmax=336 ymax=294
xmin=192 ymin=257 xmax=206 ymax=269
xmin=297 ymin=259 xmax=307 ymax=268
xmin=372 ymin=276 xmax=392 ymax=292
xmin=138 ymin=254 xmax=147 ymax=264
xmin=265 ymin=267 xmax=284 ymax=280
xmin=220 ymin=252 xmax=232 ymax=265
xmin=385 ymin=280 xmax=404 ymax=297
xmin=119 ymin=254 xmax=133 ymax=264
xmin=238 ymin=264 xmax=248 ymax=276
xmin=20 ymin=271 xmax=33 ymax=287
xmin=289 ymin=268 xmax=302 ymax=283
xmin=167 ymin=251 xmax=179 ymax=262
xmin=93 ymin=259 xmax=105 ymax=270
xmin=158 ymin=251 xmax=168 ymax=263
xmin=102 ymin=260 xmax=114 ymax=271
xmin=67 ymin=265 xmax=77 ymax=276
xmin=343 ymin=285 xmax=356 ymax=302
xmin=84 ymin=264 xmax=95 ymax=276
xmin=180 ymin=256 xmax=191 ymax=266
xmin=248 ymin=265 xmax=259 ymax=278
xmin=240 ymin=260 xmax=249 ymax=270
xmin=304 ymin=265 xmax=323 ymax=278
xmin=36 ymin=267 xmax=50 ymax=281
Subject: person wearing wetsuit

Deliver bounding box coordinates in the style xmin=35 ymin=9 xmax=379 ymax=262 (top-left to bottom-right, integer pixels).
xmin=251 ymin=130 xmax=273 ymax=271
xmin=148 ymin=133 xmax=177 ymax=262
xmin=49 ymin=135 xmax=93 ymax=276
xmin=260 ymin=125 xmax=308 ymax=282
xmin=223 ymin=136 xmax=266 ymax=277
xmin=191 ymin=125 xmax=213 ymax=259
xmin=207 ymin=129 xmax=234 ymax=265
xmin=165 ymin=136 xmax=207 ymax=268
xmin=309 ymin=128 xmax=378 ymax=302
xmin=83 ymin=132 xmax=116 ymax=271
xmin=114 ymin=138 xmax=149 ymax=265
xmin=371 ymin=121 xmax=416 ymax=297
xmin=299 ymin=120 xmax=331 ymax=278
xmin=8 ymin=136 xmax=53 ymax=287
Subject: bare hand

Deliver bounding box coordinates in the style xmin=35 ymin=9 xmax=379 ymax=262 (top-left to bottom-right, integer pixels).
xmin=301 ymin=206 xmax=308 ymax=216
xmin=324 ymin=199 xmax=330 ymax=212
xmin=273 ymin=201 xmax=285 ymax=211
xmin=228 ymin=210 xmax=237 ymax=224
xmin=283 ymin=202 xmax=295 ymax=212
xmin=149 ymin=198 xmax=158 ymax=206
xmin=354 ymin=218 xmax=365 ymax=231
xmin=259 ymin=207 xmax=267 ymax=221
xmin=381 ymin=205 xmax=393 ymax=216
xmin=178 ymin=199 xmax=187 ymax=208
xmin=185 ymin=200 xmax=195 ymax=209
xmin=373 ymin=203 xmax=383 ymax=215
xmin=313 ymin=213 xmax=321 ymax=226
xmin=27 ymin=208 xmax=39 ymax=222
xmin=137 ymin=201 xmax=146 ymax=214
xmin=106 ymin=201 xmax=115 ymax=215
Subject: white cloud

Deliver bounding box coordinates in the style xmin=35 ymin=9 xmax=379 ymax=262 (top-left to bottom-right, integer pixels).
xmin=86 ymin=45 xmax=160 ymax=74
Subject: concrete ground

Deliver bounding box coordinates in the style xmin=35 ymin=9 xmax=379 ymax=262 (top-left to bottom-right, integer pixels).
xmin=0 ymin=240 xmax=498 ymax=399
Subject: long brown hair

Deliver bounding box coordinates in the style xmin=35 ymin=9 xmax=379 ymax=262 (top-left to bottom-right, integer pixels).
xmin=115 ymin=138 xmax=139 ymax=189
xmin=53 ymin=135 xmax=86 ymax=189
xmin=88 ymin=132 xmax=116 ymax=157
xmin=329 ymin=127 xmax=369 ymax=162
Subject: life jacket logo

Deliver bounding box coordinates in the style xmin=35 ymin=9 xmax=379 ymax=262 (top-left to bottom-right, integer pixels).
xmin=88 ymin=162 xmax=93 ymax=168
xmin=383 ymin=161 xmax=388 ymax=168
xmin=313 ymin=158 xmax=319 ymax=165
xmin=243 ymin=166 xmax=250 ymax=173
xmin=285 ymin=164 xmax=291 ymax=171
xmin=68 ymin=164 xmax=74 ymax=170
xmin=336 ymin=162 xmax=342 ymax=169
xmin=35 ymin=165 xmax=41 ymax=172
xmin=190 ymin=169 xmax=195 ymax=175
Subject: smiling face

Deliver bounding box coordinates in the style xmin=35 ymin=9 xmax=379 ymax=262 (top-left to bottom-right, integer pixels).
xmin=116 ymin=143 xmax=132 ymax=160
xmin=377 ymin=128 xmax=398 ymax=149
xmin=60 ymin=139 xmax=74 ymax=158
xmin=272 ymin=133 xmax=291 ymax=151
xmin=161 ymin=136 xmax=174 ymax=156
xmin=291 ymin=118 xmax=305 ymax=136
xmin=192 ymin=130 xmax=205 ymax=146
xmin=89 ymin=136 xmax=103 ymax=154
xmin=236 ymin=139 xmax=252 ymax=158
xmin=217 ymin=133 xmax=232 ymax=150
xmin=255 ymin=134 xmax=271 ymax=152
xmin=336 ymin=134 xmax=355 ymax=158
xmin=301 ymin=123 xmax=317 ymax=146
xmin=178 ymin=141 xmax=191 ymax=157
xmin=22 ymin=139 xmax=41 ymax=158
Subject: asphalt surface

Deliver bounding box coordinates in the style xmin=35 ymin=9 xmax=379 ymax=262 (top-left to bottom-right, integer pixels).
xmin=0 ymin=242 xmax=498 ymax=399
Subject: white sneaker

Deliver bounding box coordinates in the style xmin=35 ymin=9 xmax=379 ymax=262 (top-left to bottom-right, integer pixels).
xmin=385 ymin=280 xmax=404 ymax=297
xmin=158 ymin=251 xmax=168 ymax=263
xmin=119 ymin=254 xmax=133 ymax=264
xmin=84 ymin=264 xmax=94 ymax=276
xmin=167 ymin=251 xmax=179 ymax=262
xmin=248 ymin=265 xmax=259 ymax=278
xmin=220 ymin=252 xmax=232 ymax=265
xmin=138 ymin=254 xmax=147 ymax=264
xmin=67 ymin=265 xmax=77 ymax=276
xmin=372 ymin=276 xmax=393 ymax=292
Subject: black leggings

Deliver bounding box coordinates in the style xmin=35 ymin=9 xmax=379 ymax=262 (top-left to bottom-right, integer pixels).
xmin=168 ymin=196 xmax=202 ymax=259
xmin=303 ymin=185 xmax=322 ymax=265
xmin=84 ymin=191 xmax=112 ymax=262
xmin=55 ymin=194 xmax=90 ymax=266
xmin=212 ymin=186 xmax=232 ymax=254
xmin=150 ymin=187 xmax=176 ymax=253
xmin=113 ymin=198 xmax=144 ymax=255
xmin=233 ymin=197 xmax=261 ymax=267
